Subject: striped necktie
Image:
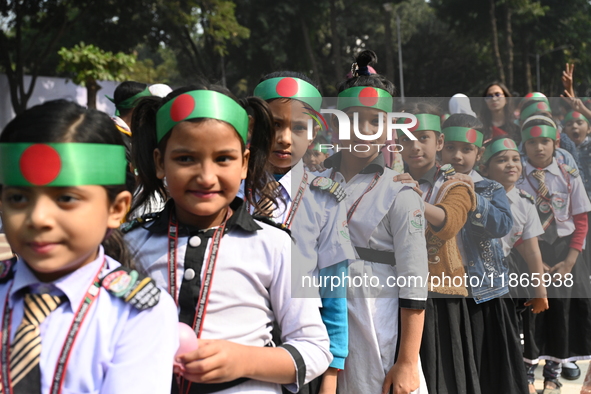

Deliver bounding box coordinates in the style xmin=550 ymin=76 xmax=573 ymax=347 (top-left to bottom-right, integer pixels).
xmin=5 ymin=293 xmax=65 ymax=393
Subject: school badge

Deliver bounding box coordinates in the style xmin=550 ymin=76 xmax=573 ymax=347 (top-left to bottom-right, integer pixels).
xmin=310 ymin=176 xmax=346 ymax=202
xmin=440 ymin=164 xmax=456 ymax=180
xmin=101 ymin=267 xmax=161 ymax=310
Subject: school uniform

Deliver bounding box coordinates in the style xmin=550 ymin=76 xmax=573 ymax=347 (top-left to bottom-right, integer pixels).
xmin=321 ymin=153 xmax=429 ymax=394
xmin=412 ymin=164 xmax=482 ymax=394
xmin=124 ymin=198 xmax=332 ymax=394
xmin=0 ymin=247 xmax=179 ymax=394
xmin=516 ymin=158 xmax=591 ymax=367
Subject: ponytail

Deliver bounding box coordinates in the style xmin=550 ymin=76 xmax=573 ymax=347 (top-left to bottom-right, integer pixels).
xmin=239 ymin=96 xmax=282 ymax=211
xmin=339 ymin=49 xmax=396 ymax=96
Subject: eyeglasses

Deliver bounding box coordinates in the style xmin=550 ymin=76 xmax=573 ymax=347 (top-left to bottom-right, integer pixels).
xmin=485 ymin=92 xmax=505 ymax=100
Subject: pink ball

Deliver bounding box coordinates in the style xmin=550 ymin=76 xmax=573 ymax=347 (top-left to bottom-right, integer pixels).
xmin=174 ymin=322 xmax=199 ymax=369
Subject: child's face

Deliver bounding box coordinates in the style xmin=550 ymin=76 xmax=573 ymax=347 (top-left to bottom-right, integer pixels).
xmin=341 ymin=107 xmax=388 ymax=159
xmin=268 ymin=99 xmax=313 ymax=173
xmin=482 ymin=150 xmax=522 ymax=189
xmin=441 ymin=141 xmax=483 ymax=175
xmin=308 ymin=150 xmax=328 ymax=166
xmin=523 ymin=137 xmax=556 ymax=168
xmin=155 ymin=119 xmax=249 ymax=227
xmin=398 ymin=130 xmax=444 ymax=174
xmin=563 ymin=119 xmax=590 ymax=146
xmin=1 ymin=185 xmax=129 ymax=282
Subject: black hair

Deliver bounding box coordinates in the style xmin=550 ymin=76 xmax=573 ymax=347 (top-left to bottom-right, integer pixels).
xmin=442 ymin=113 xmax=484 ymax=130
xmin=0 ymin=99 xmax=133 ymax=268
xmin=337 ymin=50 xmax=397 ymax=96
xmin=113 ymin=81 xmax=148 ymax=118
xmin=479 ymin=82 xmax=515 ymax=132
xmin=129 ymin=84 xmax=277 ymax=220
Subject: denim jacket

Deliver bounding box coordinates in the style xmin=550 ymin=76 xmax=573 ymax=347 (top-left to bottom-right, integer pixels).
xmin=577 ymin=136 xmax=591 ymax=200
xmin=460 ymin=175 xmax=513 ymax=304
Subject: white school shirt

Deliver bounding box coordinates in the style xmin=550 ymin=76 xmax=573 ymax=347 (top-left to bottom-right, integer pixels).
xmin=516 ymin=159 xmax=591 ymax=238
xmin=501 ymin=187 xmax=544 ymax=257
xmin=124 ymin=199 xmax=331 ymax=393
xmin=0 ymin=247 xmax=179 ymax=394
xmin=320 ymin=153 xmax=428 ymax=394
xmin=416 ymin=165 xmax=447 ymax=205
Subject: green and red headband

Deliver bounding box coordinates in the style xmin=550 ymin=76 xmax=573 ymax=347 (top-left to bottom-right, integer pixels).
xmin=564 ymin=111 xmax=590 ymax=125
xmin=254 ymin=77 xmax=322 ymax=111
xmin=0 ymin=143 xmax=126 ymax=186
xmin=482 ymin=138 xmax=519 ymax=163
xmin=520 ymin=101 xmax=551 ymax=122
xmin=308 ymin=143 xmax=330 ymax=153
xmin=395 ymin=113 xmax=441 ymax=138
xmin=337 ymin=86 xmax=393 ymax=113
xmin=442 ymin=126 xmax=484 ymax=147
xmin=521 ymin=124 xmax=557 ymax=141
xmin=156 ymin=90 xmax=249 ymax=144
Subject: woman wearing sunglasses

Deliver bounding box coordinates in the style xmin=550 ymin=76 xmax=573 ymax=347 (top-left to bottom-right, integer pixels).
xmin=479 ymin=82 xmax=520 ymax=143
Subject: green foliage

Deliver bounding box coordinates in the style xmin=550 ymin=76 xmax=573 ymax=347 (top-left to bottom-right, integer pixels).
xmin=57 ymin=42 xmax=136 ymax=86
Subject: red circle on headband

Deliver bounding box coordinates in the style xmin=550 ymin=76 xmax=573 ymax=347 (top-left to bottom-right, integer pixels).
xmin=466 ymin=129 xmax=478 ymax=143
xmin=537 ymin=102 xmax=547 ymax=111
xmin=530 ymin=126 xmax=543 ymax=137
xmin=359 ymin=87 xmax=379 ymax=106
xmin=20 ymin=144 xmax=61 ymax=185
xmin=573 ymin=112 xmax=581 ymax=118
xmin=503 ymin=139 xmax=516 ymax=149
xmin=276 ymin=78 xmax=299 ymax=97
xmin=410 ymin=119 xmax=420 ymax=132
xmin=170 ymin=94 xmax=196 ymax=122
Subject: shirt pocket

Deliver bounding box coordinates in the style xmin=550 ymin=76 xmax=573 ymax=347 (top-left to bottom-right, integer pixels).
xmin=552 ymin=192 xmax=570 ymax=222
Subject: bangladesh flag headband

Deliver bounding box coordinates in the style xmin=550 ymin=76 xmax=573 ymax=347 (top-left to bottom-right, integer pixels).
xmin=482 ymin=138 xmax=518 ymax=163
xmin=522 ymin=124 xmax=556 ymax=141
xmin=337 ymin=86 xmax=393 ymax=113
xmin=442 ymin=127 xmax=484 ymax=147
xmin=156 ymin=90 xmax=249 ymax=144
xmin=254 ymin=77 xmax=322 ymax=112
xmin=106 ymin=88 xmax=152 ymax=116
xmin=565 ymin=111 xmax=590 ymax=125
xmin=0 ymin=143 xmax=126 ymax=186
xmin=520 ymin=101 xmax=551 ymax=122
xmin=395 ymin=113 xmax=441 ymax=138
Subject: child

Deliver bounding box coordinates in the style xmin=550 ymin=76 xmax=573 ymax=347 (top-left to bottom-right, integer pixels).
xmin=516 ymin=115 xmax=591 ymax=393
xmin=440 ymin=114 xmax=531 ymax=394
xmin=303 ymin=142 xmax=330 ymax=171
xmin=0 ymin=100 xmax=179 ymax=393
xmin=395 ymin=105 xmax=480 ymax=394
xmin=320 ymin=50 xmax=429 ymax=394
xmin=124 ymin=85 xmax=332 ymax=393
xmin=562 ymin=111 xmax=591 ymax=198
xmin=253 ymin=71 xmax=355 ymax=394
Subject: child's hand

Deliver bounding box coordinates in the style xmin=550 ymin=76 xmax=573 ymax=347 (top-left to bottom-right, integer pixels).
xmin=393 ymin=173 xmax=419 ymax=188
xmin=318 ymin=367 xmax=339 ymax=394
xmin=549 ymin=259 xmax=575 ymax=282
xmin=447 ymin=173 xmax=474 ymax=189
xmin=178 ymin=339 xmax=248 ymax=384
xmin=524 ymin=297 xmax=549 ymax=314
xmin=562 ymin=63 xmax=575 ymax=97
xmin=307 ymin=162 xmax=327 ymax=173
xmin=382 ymin=360 xmax=419 ymax=394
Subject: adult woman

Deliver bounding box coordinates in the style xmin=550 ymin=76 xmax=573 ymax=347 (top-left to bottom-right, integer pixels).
xmin=479 ymin=82 xmax=520 ymax=143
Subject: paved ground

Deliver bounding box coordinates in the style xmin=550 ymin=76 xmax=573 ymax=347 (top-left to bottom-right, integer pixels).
xmin=531 ymin=360 xmax=589 ymax=393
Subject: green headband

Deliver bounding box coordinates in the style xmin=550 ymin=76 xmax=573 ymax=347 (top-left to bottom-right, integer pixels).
xmin=520 ymin=101 xmax=551 ymax=122
xmin=442 ymin=126 xmax=484 ymax=147
xmin=337 ymin=86 xmax=393 ymax=113
xmin=521 ymin=124 xmax=557 ymax=141
xmin=523 ymin=92 xmax=549 ymax=104
xmin=0 ymin=143 xmax=126 ymax=186
xmin=564 ymin=111 xmax=590 ymax=125
xmin=308 ymin=143 xmax=330 ymax=153
xmin=254 ymin=77 xmax=322 ymax=112
xmin=396 ymin=113 xmax=441 ymax=138
xmin=482 ymin=138 xmax=519 ymax=163
xmin=106 ymin=87 xmax=152 ymax=116
xmin=156 ymin=90 xmax=249 ymax=144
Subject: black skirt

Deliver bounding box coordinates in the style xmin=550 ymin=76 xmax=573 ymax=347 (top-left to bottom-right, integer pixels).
xmin=421 ymin=296 xmax=481 ymax=394
xmin=467 ymin=297 xmax=529 ymax=394
xmin=522 ymin=235 xmax=591 ymax=362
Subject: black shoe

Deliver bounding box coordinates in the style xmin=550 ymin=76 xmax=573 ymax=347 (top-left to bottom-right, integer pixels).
xmin=561 ymin=361 xmax=581 ymax=380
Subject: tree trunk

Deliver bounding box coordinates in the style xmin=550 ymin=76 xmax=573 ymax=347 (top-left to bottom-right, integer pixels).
xmin=300 ymin=15 xmax=321 ymax=86
xmin=384 ymin=9 xmax=395 ymax=83
xmin=489 ymin=0 xmax=505 ymax=84
xmin=505 ymin=4 xmax=514 ymax=91
xmin=86 ymin=78 xmax=101 ymax=109
xmin=329 ymin=0 xmax=342 ymax=85
xmin=521 ymin=30 xmax=533 ymax=93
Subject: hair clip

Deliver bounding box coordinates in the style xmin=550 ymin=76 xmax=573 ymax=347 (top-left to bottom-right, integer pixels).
xmin=351 ymin=62 xmax=359 ymax=77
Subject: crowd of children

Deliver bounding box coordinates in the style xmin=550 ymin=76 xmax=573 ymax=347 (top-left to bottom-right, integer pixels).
xmin=0 ymin=48 xmax=591 ymax=394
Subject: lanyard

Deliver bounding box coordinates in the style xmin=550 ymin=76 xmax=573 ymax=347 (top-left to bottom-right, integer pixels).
xmin=0 ymin=260 xmax=104 ymax=394
xmin=167 ymin=209 xmax=230 ymax=336
xmin=526 ymin=166 xmax=573 ymax=222
xmin=282 ymin=172 xmax=308 ymax=229
xmin=423 ymin=166 xmax=441 ymax=204
xmin=329 ymin=169 xmax=381 ymax=223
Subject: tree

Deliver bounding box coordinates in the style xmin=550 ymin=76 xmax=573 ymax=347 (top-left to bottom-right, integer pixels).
xmin=57 ymin=42 xmax=136 ymax=108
